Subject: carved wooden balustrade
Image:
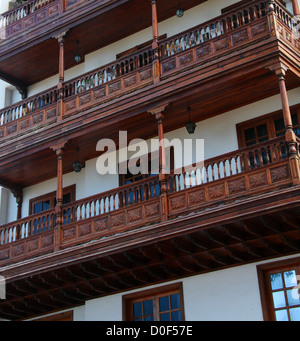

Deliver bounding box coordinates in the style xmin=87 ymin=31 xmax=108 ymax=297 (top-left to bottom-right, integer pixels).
xmin=0 ymin=136 xmax=294 ymax=265
xmin=0 ymin=0 xmax=61 ymax=38
xmin=0 ymin=86 xmax=58 ymax=139
xmin=62 ymin=44 xmax=154 ymax=116
xmin=159 ymin=0 xmax=268 ymax=59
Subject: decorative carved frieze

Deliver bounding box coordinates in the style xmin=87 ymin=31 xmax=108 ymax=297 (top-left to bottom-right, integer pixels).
xmin=162 ymin=59 xmax=176 ymax=73
xmin=208 ymin=183 xmax=225 ymax=199
xmin=228 ymin=178 xmax=247 ymax=195
xmin=78 ymin=223 xmax=91 ymax=237
xmin=248 ymin=171 xmax=268 ymax=188
xmin=270 ymin=165 xmax=290 ymax=183
xmin=108 ymin=81 xmax=121 ymax=94
xmin=145 ymin=202 xmax=160 ymax=217
xmin=170 ymin=194 xmax=186 ymax=210
xmin=127 ymin=207 xmax=143 ymax=223
xmin=232 ymin=29 xmax=248 ymax=46
xmin=95 ymin=218 xmax=108 ymax=232
xmin=140 ymin=68 xmax=152 ymax=81
xmin=63 ymin=227 xmax=76 ymax=241
xmin=111 ymin=213 xmax=125 ymax=227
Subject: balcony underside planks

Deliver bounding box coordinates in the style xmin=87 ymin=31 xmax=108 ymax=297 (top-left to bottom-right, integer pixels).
xmin=0 ymin=185 xmax=300 ymax=320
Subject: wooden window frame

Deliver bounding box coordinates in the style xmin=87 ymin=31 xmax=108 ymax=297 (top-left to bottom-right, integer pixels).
xmin=236 ymin=105 xmax=300 ymax=148
xmin=257 ymin=257 xmax=300 ymax=321
xmin=29 ymin=185 xmax=76 ymax=215
xmin=122 ymin=282 xmax=185 ymax=321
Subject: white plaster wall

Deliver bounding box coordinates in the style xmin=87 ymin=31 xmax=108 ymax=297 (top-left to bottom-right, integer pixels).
xmin=67 ymin=254 xmax=300 ymax=321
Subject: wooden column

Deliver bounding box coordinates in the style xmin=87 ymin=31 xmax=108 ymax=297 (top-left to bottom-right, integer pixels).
xmin=149 ymin=104 xmax=169 ymax=221
xmin=53 ymin=31 xmax=68 ymax=120
xmin=151 ymin=0 xmax=161 ymax=83
xmin=292 ymin=0 xmax=300 ymax=15
xmin=51 ymin=141 xmax=68 ymax=250
xmin=276 ymin=66 xmax=300 ymax=184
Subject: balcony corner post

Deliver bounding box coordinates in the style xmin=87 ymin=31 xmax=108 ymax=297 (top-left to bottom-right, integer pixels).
xmin=276 ymin=66 xmax=300 ymax=185
xmin=148 ymin=104 xmax=169 ymax=221
xmin=151 ymin=0 xmax=161 ymax=83
xmin=267 ymin=0 xmax=277 ymax=37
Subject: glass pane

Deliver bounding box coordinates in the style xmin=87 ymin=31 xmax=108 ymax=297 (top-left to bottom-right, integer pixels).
xmin=270 ymin=273 xmax=283 ymax=290
xmin=171 ymin=294 xmax=180 ymax=310
xmin=272 ymin=291 xmax=286 ymax=309
xmin=144 ymin=316 xmax=154 ymax=321
xmin=275 ymin=309 xmax=289 ymax=321
xmin=160 ymin=312 xmax=170 ymax=321
xmin=284 ymin=270 xmax=297 ymax=288
xmin=42 ymin=200 xmax=50 ymax=211
xmin=33 ymin=202 xmax=42 ymax=214
xmin=245 ymin=127 xmax=256 ymax=141
xmin=274 ymin=118 xmax=285 ymax=133
xmin=143 ymin=300 xmax=153 ymax=316
xmin=256 ymin=124 xmax=267 ymax=137
xmin=159 ymin=296 xmax=170 ymax=312
xmin=290 ymin=307 xmax=300 ymax=321
xmin=287 ymin=289 xmax=300 ymax=307
xmin=133 ymin=302 xmax=142 ymax=318
xmin=292 ymin=113 xmax=299 ymax=126
xmin=171 ymin=311 xmax=182 ymax=321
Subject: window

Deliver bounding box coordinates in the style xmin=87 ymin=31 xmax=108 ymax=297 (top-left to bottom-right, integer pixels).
xmin=237 ymin=106 xmax=300 ymax=148
xmin=29 ymin=185 xmax=75 ymax=233
xmin=257 ymin=257 xmax=300 ymax=321
xmin=29 ymin=185 xmax=75 ymax=215
xmin=123 ymin=283 xmax=185 ymax=321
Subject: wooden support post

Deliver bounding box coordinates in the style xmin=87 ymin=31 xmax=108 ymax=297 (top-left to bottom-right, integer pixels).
xmin=53 ymin=31 xmax=68 ymax=120
xmin=292 ymin=0 xmax=300 ymax=15
xmin=276 ymin=66 xmax=300 ymax=184
xmin=51 ymin=141 xmax=68 ymax=251
xmin=149 ymin=104 xmax=169 ymax=221
xmin=151 ymin=0 xmax=161 ymax=83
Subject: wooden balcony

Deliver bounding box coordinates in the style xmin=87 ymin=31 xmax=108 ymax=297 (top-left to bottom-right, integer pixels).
xmin=0 ymin=136 xmax=297 ymax=266
xmin=0 ymin=0 xmax=299 ymax=142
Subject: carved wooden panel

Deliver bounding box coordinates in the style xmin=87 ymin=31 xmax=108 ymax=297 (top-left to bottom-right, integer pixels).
xmin=270 ymin=164 xmax=290 ymax=183
xmin=228 ymin=177 xmax=247 ymax=195
xmin=248 ymin=171 xmax=268 ymax=188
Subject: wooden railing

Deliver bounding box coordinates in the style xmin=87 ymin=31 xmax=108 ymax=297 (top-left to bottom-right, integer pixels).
xmin=0 ymin=86 xmax=58 ymax=125
xmin=0 ymin=137 xmax=294 ymax=264
xmin=0 ymin=137 xmax=287 ymax=245
xmin=0 ymin=0 xmax=56 ymax=28
xmin=62 ymin=175 xmax=160 ymax=224
xmin=63 ymin=44 xmax=154 ymax=99
xmin=167 ymin=136 xmax=287 ymax=193
xmin=159 ymin=0 xmax=268 ymax=59
xmin=0 ymin=208 xmax=55 ymax=245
